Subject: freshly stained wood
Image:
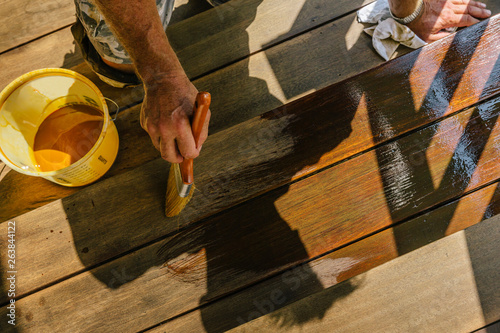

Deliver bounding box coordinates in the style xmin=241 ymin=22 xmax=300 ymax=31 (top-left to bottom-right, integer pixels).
xmin=225 ymin=216 xmax=500 ymax=333
xmin=2 ymin=148 xmax=499 ymax=331
xmin=154 ymin=182 xmax=500 ymax=332
xmin=0 ymin=0 xmax=75 ymax=53
xmin=1 ymin=8 xmax=382 ymax=221
xmin=2 ymin=13 xmax=500 ymax=222
xmin=2 ymin=14 xmax=500 ymax=298
xmin=0 ymin=0 xmax=375 ymax=93
xmin=2 ymin=92 xmax=500 ymax=331
xmin=2 ymin=1 xmax=500 ymax=332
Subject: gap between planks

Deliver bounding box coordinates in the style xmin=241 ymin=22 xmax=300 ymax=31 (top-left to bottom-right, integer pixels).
xmin=0 ymin=0 xmax=382 ymax=221
xmin=1 ymin=13 xmax=500 ymax=305
xmin=2 ymin=76 xmax=500 ymax=330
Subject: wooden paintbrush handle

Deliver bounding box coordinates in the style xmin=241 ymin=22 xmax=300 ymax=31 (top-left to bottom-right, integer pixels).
xmin=180 ymin=92 xmax=211 ymax=184
xmin=191 ymin=92 xmax=211 ymax=146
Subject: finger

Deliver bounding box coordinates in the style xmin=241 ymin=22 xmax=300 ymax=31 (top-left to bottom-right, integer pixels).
xmin=196 ymin=108 xmax=211 ymax=151
xmin=427 ymin=31 xmax=452 ymax=42
xmin=452 ymin=0 xmax=486 ymax=8
xmin=160 ymin=137 xmax=183 ymax=163
xmin=453 ymin=2 xmax=491 ymax=18
xmin=140 ymin=112 xmax=147 ymax=130
xmin=454 ymin=14 xmax=481 ymax=27
xmin=174 ymin=116 xmax=199 ymax=159
xmin=144 ymin=119 xmax=161 ymax=151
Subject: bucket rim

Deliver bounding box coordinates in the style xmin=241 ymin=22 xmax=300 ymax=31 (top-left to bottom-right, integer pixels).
xmin=0 ymin=68 xmax=114 ymax=178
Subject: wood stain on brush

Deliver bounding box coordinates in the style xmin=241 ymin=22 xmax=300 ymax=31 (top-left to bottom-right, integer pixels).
xmin=33 ymin=105 xmax=104 ymax=172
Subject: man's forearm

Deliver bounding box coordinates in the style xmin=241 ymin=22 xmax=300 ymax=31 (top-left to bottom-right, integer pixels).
xmin=93 ymin=0 xmax=185 ymax=85
xmin=389 ymin=0 xmax=420 ymax=18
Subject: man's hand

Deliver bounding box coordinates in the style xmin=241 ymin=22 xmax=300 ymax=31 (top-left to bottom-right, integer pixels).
xmin=93 ymin=0 xmax=211 ymax=163
xmin=140 ymin=72 xmax=211 ymax=163
xmin=404 ymin=0 xmax=491 ymax=42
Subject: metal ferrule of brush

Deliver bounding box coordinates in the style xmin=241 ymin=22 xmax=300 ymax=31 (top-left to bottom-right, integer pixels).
xmin=173 ymin=163 xmax=192 ymax=197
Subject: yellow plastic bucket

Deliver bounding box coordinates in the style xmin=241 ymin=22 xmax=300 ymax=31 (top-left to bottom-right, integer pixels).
xmin=0 ymin=68 xmax=119 ymax=187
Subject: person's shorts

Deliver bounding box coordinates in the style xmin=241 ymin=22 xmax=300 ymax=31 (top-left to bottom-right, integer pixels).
xmin=72 ymin=0 xmax=227 ymax=87
xmin=74 ymin=0 xmax=175 ymax=65
xmin=71 ymin=0 xmax=174 ymax=87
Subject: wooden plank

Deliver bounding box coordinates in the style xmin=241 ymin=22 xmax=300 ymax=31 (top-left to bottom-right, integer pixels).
xmin=0 ymin=28 xmax=82 ymax=87
xmin=0 ymin=0 xmax=375 ymax=93
xmin=0 ymin=0 xmax=211 ymax=55
xmin=0 ymin=1 xmax=377 ymax=215
xmin=0 ymin=0 xmax=75 ymax=53
xmin=1 ymin=14 xmax=500 ymax=294
xmin=2 ymin=154 xmax=499 ymax=332
xmin=0 ymin=8 xmax=381 ymax=221
xmin=473 ymin=320 xmax=500 ymax=333
xmin=2 ymin=12 xmax=500 ymax=223
xmin=154 ymin=183 xmax=500 ymax=332
xmin=2 ymin=91 xmax=500 ymax=331
xmin=0 ymin=0 xmax=214 ymax=91
xmin=169 ymin=0 xmax=374 ymax=79
xmin=223 ymin=216 xmax=500 ymax=333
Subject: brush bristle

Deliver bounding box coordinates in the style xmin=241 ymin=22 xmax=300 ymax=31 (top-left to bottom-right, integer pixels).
xmin=165 ymin=164 xmax=195 ymax=217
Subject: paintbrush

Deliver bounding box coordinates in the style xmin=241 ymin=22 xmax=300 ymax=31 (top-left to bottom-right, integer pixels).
xmin=165 ymin=92 xmax=211 ymax=217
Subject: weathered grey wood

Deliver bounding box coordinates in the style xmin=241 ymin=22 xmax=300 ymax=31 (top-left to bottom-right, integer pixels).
xmin=0 ymin=0 xmax=75 ymax=53
xmin=224 ymin=216 xmax=500 ymax=333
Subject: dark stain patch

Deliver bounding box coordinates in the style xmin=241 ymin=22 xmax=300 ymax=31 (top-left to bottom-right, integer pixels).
xmin=50 ymin=230 xmax=53 ymax=233
xmin=59 ymin=231 xmax=62 ymax=234
xmin=91 ymin=199 xmax=95 ymax=207
xmin=82 ymin=247 xmax=89 ymax=253
xmin=25 ymin=312 xmax=33 ymax=322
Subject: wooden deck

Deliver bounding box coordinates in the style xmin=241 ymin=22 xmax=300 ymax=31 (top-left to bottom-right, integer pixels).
xmin=1 ymin=0 xmax=499 ymax=332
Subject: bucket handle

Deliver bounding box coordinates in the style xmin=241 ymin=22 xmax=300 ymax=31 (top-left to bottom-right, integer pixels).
xmin=104 ymin=97 xmax=120 ymax=121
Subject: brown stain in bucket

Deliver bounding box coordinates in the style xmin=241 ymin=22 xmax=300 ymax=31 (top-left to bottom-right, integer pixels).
xmin=33 ymin=105 xmax=104 ymax=172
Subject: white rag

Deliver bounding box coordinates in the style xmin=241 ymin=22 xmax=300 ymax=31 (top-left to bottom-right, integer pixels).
xmin=357 ymin=0 xmax=426 ymax=60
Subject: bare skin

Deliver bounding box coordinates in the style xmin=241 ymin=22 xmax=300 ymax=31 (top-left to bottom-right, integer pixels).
xmin=93 ymin=0 xmax=490 ymax=162
xmin=94 ymin=0 xmax=210 ymax=164
xmin=389 ymin=0 xmax=491 ymax=42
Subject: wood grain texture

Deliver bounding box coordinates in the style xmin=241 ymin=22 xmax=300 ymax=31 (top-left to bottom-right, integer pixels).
xmin=1 ymin=8 xmax=500 ymax=332
xmin=224 ymin=216 xmax=500 ymax=333
xmin=2 ymin=162 xmax=499 ymax=332
xmin=154 ymin=181 xmax=500 ymax=332
xmin=1 ymin=14 xmax=500 ymax=298
xmin=168 ymin=0 xmax=374 ymax=79
xmin=0 ymin=8 xmax=384 ymax=221
xmin=0 ymin=0 xmax=375 ymax=94
xmin=473 ymin=320 xmax=500 ymax=333
xmin=2 ymin=12 xmax=500 ymax=224
xmin=0 ymin=0 xmax=75 ymax=53
xmin=0 ymin=0 xmax=209 ymax=89
xmin=2 ymin=93 xmax=500 ymax=331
